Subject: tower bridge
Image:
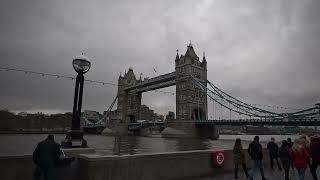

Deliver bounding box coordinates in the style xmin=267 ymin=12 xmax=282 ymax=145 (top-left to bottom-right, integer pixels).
xmin=84 ymin=43 xmax=320 ymax=139
xmin=115 ymin=43 xmax=218 ymax=138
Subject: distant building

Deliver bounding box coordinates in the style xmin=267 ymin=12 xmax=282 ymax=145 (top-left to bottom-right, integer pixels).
xmin=0 ymin=110 xmax=72 ymax=132
xmin=139 ymin=105 xmax=154 ymax=121
xmin=105 ymin=109 xmax=120 ymax=121
xmin=83 ymin=110 xmax=101 ymax=122
xmin=17 ymin=112 xmax=28 ymax=117
xmin=166 ymin=111 xmax=175 ymax=121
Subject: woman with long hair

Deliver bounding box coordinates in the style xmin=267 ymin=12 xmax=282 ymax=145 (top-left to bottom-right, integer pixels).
xmin=289 ymin=139 xmax=310 ymax=180
xmin=233 ymin=138 xmax=249 ymax=179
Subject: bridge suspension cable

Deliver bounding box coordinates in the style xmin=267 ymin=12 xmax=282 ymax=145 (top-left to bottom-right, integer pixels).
xmin=83 ymin=95 xmax=118 ymax=127
xmin=190 ymin=75 xmax=319 ymax=120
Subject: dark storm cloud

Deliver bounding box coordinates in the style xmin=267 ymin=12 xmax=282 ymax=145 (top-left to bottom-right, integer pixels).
xmin=0 ymin=0 xmax=319 ymax=115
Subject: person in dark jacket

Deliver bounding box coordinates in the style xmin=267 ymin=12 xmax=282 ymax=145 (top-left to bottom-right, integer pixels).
xmin=279 ymin=140 xmax=291 ymax=180
xmin=287 ymin=138 xmax=293 ymax=148
xmin=267 ymin=137 xmax=282 ymax=171
xmin=310 ymin=135 xmax=320 ymax=180
xmin=33 ymin=135 xmax=61 ymax=180
xmin=248 ymin=136 xmax=268 ymax=180
xmin=233 ymin=138 xmax=249 ymax=179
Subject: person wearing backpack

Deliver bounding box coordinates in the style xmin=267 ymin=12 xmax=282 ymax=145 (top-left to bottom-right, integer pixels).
xmin=248 ymin=136 xmax=268 ymax=180
xmin=279 ymin=140 xmax=291 ymax=180
xmin=310 ymin=135 xmax=320 ymax=180
xmin=267 ymin=137 xmax=282 ymax=171
xmin=233 ymin=138 xmax=249 ymax=179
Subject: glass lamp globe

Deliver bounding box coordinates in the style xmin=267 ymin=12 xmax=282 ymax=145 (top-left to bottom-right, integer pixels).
xmin=73 ymin=53 xmax=91 ymax=74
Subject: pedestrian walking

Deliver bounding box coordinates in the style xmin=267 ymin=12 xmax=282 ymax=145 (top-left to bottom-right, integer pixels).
xmin=310 ymin=135 xmax=320 ymax=180
xmin=279 ymin=140 xmax=291 ymax=180
xmin=248 ymin=136 xmax=268 ymax=180
xmin=287 ymin=138 xmax=293 ymax=148
xmin=267 ymin=137 xmax=282 ymax=171
xmin=289 ymin=139 xmax=310 ymax=180
xmin=299 ymin=135 xmax=311 ymax=149
xmin=233 ymin=138 xmax=249 ymax=179
xmin=33 ymin=135 xmax=61 ymax=180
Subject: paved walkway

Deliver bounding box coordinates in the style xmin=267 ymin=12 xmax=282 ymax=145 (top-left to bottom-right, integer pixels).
xmin=195 ymin=167 xmax=320 ymax=180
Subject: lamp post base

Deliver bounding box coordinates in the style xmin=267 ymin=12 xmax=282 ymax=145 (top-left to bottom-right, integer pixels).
xmin=61 ymin=130 xmax=88 ymax=148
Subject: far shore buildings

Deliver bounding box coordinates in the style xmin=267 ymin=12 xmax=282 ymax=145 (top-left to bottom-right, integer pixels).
xmin=0 ymin=110 xmax=72 ymax=132
xmin=105 ymin=105 xmax=164 ymax=122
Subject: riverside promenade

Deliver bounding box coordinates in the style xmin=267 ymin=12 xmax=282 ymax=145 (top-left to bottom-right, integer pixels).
xmin=1 ymin=148 xmax=319 ymax=180
xmin=197 ymin=168 xmax=319 ymax=180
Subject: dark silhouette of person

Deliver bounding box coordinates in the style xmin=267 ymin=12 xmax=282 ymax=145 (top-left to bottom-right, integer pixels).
xmin=287 ymin=138 xmax=293 ymax=148
xmin=233 ymin=138 xmax=249 ymax=179
xmin=248 ymin=136 xmax=267 ymax=180
xmin=310 ymin=135 xmax=320 ymax=180
xmin=267 ymin=137 xmax=282 ymax=171
xmin=279 ymin=140 xmax=291 ymax=180
xmin=33 ymin=135 xmax=61 ymax=180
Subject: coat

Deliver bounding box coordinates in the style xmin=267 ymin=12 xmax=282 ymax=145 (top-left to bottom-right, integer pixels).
xmin=233 ymin=145 xmax=246 ymax=164
xmin=278 ymin=145 xmax=291 ymax=163
xmin=248 ymin=141 xmax=263 ymax=161
xmin=310 ymin=136 xmax=320 ymax=162
xmin=267 ymin=141 xmax=279 ymax=158
xmin=289 ymin=146 xmax=310 ymax=169
xmin=33 ymin=139 xmax=61 ymax=169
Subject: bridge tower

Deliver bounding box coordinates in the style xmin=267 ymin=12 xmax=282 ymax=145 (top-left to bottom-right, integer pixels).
xmin=117 ymin=68 xmax=142 ymax=124
xmin=175 ymin=43 xmax=207 ymax=121
xmin=163 ymin=43 xmax=219 ymax=139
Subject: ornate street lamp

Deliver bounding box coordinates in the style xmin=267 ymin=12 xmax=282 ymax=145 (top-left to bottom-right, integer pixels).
xmin=62 ymin=53 xmax=91 ymax=148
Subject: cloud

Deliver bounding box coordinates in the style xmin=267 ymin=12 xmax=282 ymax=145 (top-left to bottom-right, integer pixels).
xmin=0 ymin=0 xmax=319 ymax=115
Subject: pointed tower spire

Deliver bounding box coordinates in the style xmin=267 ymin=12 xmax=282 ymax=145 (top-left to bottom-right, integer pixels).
xmin=202 ymin=52 xmax=207 ymax=63
xmin=175 ymin=49 xmax=179 ymax=61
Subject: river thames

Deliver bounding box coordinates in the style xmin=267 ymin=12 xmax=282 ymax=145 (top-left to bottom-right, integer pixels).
xmin=0 ymin=134 xmax=299 ymax=156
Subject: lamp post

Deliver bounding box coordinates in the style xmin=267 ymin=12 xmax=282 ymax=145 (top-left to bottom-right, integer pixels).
xmin=62 ymin=53 xmax=91 ymax=148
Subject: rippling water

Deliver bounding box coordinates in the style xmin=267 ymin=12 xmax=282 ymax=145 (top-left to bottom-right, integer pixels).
xmin=0 ymin=134 xmax=299 ymax=156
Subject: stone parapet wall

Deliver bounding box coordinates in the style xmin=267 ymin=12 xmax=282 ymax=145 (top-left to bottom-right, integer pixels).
xmin=78 ymin=149 xmax=270 ymax=180
xmin=0 ymin=148 xmax=269 ymax=180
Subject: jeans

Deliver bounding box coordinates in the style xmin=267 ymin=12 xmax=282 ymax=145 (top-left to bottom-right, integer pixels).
xmin=270 ymin=157 xmax=282 ymax=170
xmin=281 ymin=160 xmax=290 ymax=180
xmin=311 ymin=159 xmax=319 ymax=180
xmin=249 ymin=160 xmax=266 ymax=180
xmin=34 ymin=166 xmax=49 ymax=180
xmin=234 ymin=163 xmax=249 ymax=178
xmin=296 ymin=168 xmax=306 ymax=180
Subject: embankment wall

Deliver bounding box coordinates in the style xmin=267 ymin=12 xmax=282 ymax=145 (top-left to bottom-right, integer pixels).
xmin=0 ymin=148 xmax=270 ymax=180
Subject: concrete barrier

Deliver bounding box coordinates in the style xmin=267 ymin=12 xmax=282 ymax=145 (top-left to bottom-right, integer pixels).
xmin=0 ymin=148 xmax=270 ymax=180
xmin=0 ymin=148 xmax=95 ymax=180
xmin=78 ymin=149 xmax=270 ymax=180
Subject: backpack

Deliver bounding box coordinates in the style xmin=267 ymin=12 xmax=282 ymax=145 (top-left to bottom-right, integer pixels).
xmin=278 ymin=146 xmax=290 ymax=162
xmin=249 ymin=142 xmax=262 ymax=160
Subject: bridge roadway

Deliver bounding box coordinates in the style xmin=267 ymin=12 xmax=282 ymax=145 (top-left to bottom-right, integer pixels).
xmin=124 ymin=72 xmax=176 ymax=93
xmin=84 ymin=117 xmax=320 ymax=131
xmin=195 ymin=118 xmax=320 ymax=126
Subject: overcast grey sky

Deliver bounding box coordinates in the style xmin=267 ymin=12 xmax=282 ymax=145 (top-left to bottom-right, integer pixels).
xmin=0 ymin=0 xmax=319 ymax=115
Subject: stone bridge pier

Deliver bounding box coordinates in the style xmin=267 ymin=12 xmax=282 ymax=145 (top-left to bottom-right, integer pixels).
xmin=162 ymin=121 xmax=219 ymax=139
